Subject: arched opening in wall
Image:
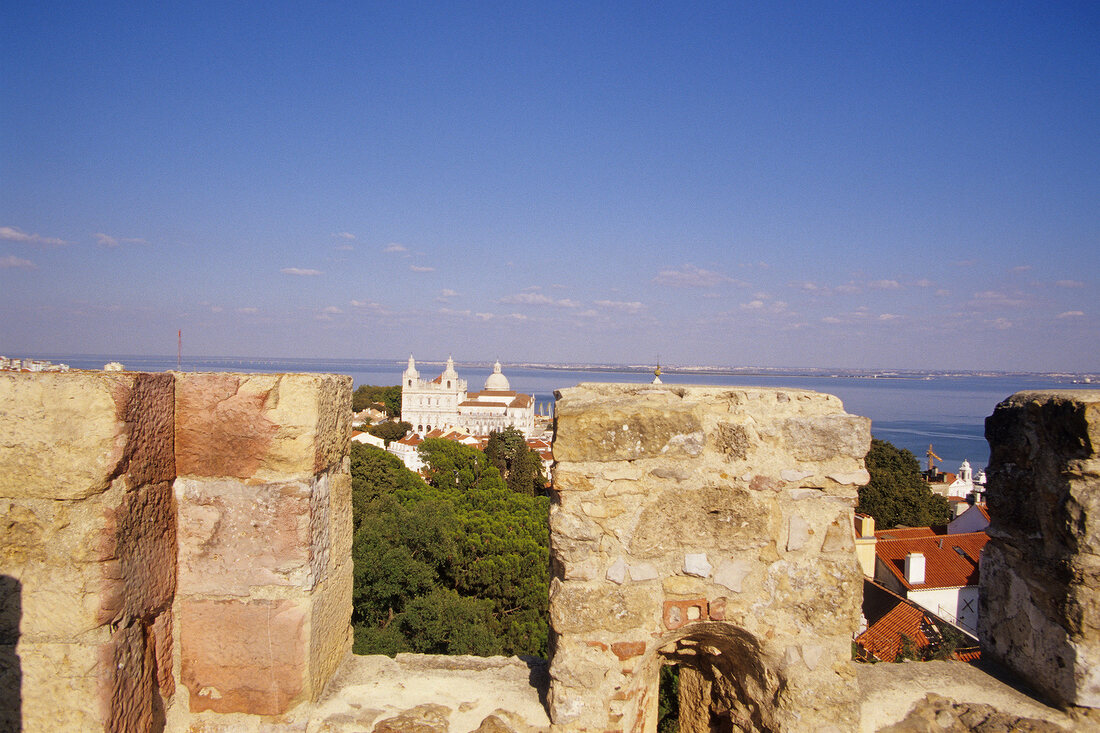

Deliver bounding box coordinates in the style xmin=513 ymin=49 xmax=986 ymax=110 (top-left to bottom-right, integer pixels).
xmin=653 ymin=623 xmax=784 ymax=733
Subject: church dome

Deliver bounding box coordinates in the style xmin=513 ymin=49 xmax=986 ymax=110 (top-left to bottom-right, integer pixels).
xmin=484 ymin=360 xmax=510 ymax=391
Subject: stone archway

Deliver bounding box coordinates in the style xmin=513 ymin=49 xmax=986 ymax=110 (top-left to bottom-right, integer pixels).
xmin=656 ymin=624 xmax=784 ymax=733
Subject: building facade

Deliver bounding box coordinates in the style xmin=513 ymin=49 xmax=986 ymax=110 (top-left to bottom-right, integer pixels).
xmin=400 ymin=356 xmax=535 ymax=436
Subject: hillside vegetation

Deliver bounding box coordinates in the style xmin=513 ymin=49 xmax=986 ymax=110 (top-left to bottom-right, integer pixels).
xmin=350 ymin=441 xmax=550 ymax=657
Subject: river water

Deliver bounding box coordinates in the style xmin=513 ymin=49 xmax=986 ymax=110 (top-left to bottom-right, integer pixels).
xmin=45 ymin=354 xmax=1091 ymax=474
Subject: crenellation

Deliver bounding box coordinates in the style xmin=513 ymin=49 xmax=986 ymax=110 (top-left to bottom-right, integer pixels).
xmin=2 ymin=371 xmax=1096 ymax=731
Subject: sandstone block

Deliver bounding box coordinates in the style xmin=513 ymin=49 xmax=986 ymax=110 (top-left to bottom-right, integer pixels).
xmin=553 ymin=385 xmax=704 ymax=462
xmin=176 ymin=477 xmax=314 ymax=595
xmin=549 ymin=579 xmax=653 ymax=634
xmin=0 ymin=372 xmax=174 ymax=500
xmin=175 ymin=372 xmax=351 ymax=482
xmin=180 ymin=597 xmax=307 ymax=715
xmin=781 ymin=414 xmax=871 ymax=463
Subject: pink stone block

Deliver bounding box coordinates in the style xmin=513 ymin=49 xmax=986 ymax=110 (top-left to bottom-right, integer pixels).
xmin=181 ymin=598 xmax=306 ymax=715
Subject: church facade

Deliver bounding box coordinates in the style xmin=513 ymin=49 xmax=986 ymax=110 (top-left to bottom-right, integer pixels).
xmin=400 ymin=356 xmax=535 ymax=437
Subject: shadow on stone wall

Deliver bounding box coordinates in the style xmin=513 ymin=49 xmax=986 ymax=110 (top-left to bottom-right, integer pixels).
xmin=0 ymin=575 xmax=21 ymax=732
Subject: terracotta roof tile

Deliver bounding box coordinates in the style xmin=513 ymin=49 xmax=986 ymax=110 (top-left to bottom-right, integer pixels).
xmin=856 ymin=602 xmax=933 ymax=662
xmin=874 ymin=527 xmax=941 ymax=540
xmin=876 ymin=532 xmax=989 ymax=590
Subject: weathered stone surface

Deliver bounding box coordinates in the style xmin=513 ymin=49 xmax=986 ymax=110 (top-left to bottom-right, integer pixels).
xmin=373 ymin=703 xmax=452 ymax=733
xmin=0 ymin=372 xmax=126 ymax=500
xmin=877 ymin=693 xmax=1070 ymax=733
xmin=180 ymin=598 xmax=307 ymax=715
xmin=627 ymin=484 xmax=768 ymax=558
xmin=781 ymin=414 xmax=871 ymax=463
xmin=176 ymin=477 xmax=313 ymax=595
xmin=175 ymin=372 xmax=351 ymax=482
xmin=548 ymin=579 xmax=653 ymax=633
xmin=553 ymin=385 xmax=704 ymax=462
xmin=549 ymin=383 xmax=867 ymax=732
xmin=980 ymin=390 xmax=1100 ymax=709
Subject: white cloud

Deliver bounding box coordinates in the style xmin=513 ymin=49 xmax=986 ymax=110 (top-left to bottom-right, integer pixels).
xmin=653 ymin=264 xmax=739 ymax=288
xmin=821 ymin=316 xmax=842 ymax=324
xmin=971 ymin=290 xmax=1027 ymax=307
xmin=935 ymin=289 xmax=950 ymax=297
xmin=595 ymin=300 xmax=644 ymax=313
xmin=0 ymin=226 xmax=67 ymax=247
xmin=93 ymin=232 xmax=146 ymax=248
xmin=878 ymin=313 xmax=901 ymax=321
xmin=508 ymin=313 xmax=528 ymax=321
xmin=335 ymin=244 xmax=354 ymax=251
xmin=439 ymin=289 xmax=458 ymax=298
xmin=333 ymin=232 xmax=355 ymax=240
xmin=238 ymin=307 xmax=259 ymax=314
xmin=1011 ymin=265 xmax=1032 ymax=273
xmin=384 ymin=243 xmax=408 ymax=253
xmin=281 ymin=267 xmax=322 ymax=276
xmin=410 ymin=264 xmax=435 ymax=272
xmin=321 ymin=306 xmax=343 ymax=314
xmin=992 ymin=318 xmax=1013 ymax=330
xmin=0 ymin=255 xmax=36 ymax=269
xmin=834 ymin=284 xmax=860 ymax=294
xmin=1057 ymin=311 xmax=1085 ymax=318
xmin=915 ymin=279 xmax=934 ymax=288
xmin=741 ymin=300 xmax=765 ymax=310
xmin=1056 ymin=280 xmax=1085 ymax=288
xmin=499 ymin=292 xmax=579 ymax=308
xmin=868 ymin=280 xmax=901 ymax=290
xmin=210 ymin=305 xmax=223 ymax=313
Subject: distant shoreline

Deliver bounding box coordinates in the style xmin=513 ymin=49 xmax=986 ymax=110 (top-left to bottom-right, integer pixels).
xmin=14 ymin=353 xmax=1098 ymax=382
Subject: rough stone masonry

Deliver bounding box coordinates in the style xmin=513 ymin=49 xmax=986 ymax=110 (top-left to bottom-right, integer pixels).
xmin=0 ymin=371 xmax=352 ymax=732
xmin=548 ymin=383 xmax=872 ymax=732
xmin=981 ymin=390 xmax=1100 ymax=710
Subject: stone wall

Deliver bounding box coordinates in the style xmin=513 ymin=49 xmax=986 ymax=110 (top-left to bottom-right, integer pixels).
xmin=0 ymin=371 xmax=352 ymax=731
xmin=980 ymin=390 xmax=1100 ymax=709
xmin=548 ymin=384 xmax=871 ymax=732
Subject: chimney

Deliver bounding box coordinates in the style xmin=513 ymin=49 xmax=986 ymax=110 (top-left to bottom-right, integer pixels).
xmin=854 ymin=514 xmax=875 ymax=538
xmin=904 ymin=552 xmax=926 ymax=584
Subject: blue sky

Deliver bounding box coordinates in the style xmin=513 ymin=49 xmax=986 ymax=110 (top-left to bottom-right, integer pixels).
xmin=2 ymin=2 xmax=1097 ymax=371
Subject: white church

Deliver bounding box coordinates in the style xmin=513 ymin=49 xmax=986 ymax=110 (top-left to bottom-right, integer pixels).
xmin=400 ymin=356 xmax=536 ymax=437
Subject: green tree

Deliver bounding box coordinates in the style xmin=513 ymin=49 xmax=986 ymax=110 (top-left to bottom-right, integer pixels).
xmin=857 ymin=438 xmax=951 ymax=529
xmin=364 ymin=420 xmax=412 ymax=446
xmin=352 ymin=384 xmax=402 ymax=416
xmin=484 ymin=427 xmax=547 ymax=496
xmin=349 ymin=441 xmax=549 ymax=658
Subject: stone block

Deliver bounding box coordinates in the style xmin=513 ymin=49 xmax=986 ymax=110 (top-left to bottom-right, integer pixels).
xmin=176 ymin=477 xmax=314 ymax=595
xmin=548 ymin=579 xmax=653 ymax=634
xmin=553 ymin=385 xmax=704 ymax=462
xmin=180 ymin=597 xmax=307 ymax=715
xmin=175 ymin=372 xmax=351 ymax=482
xmin=781 ymin=414 xmax=871 ymax=463
xmin=0 ymin=372 xmax=174 ymax=501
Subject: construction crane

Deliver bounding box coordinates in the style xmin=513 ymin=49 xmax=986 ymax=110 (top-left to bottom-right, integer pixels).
xmin=926 ymin=444 xmax=943 ymax=473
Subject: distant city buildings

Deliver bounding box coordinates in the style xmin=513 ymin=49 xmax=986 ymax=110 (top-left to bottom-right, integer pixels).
xmin=400 ymin=356 xmax=537 ymax=437
xmin=0 ymin=356 xmax=70 ymax=372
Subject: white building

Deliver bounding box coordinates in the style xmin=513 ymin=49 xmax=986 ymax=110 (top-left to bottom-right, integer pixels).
xmin=945 ymin=459 xmax=986 ymax=500
xmin=400 ymin=356 xmax=535 ymax=437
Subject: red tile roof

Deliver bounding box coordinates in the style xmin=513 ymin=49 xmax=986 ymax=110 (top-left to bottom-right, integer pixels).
xmin=856 ymin=600 xmax=933 ymax=662
xmin=874 ymin=527 xmax=941 ymax=540
xmin=876 ymin=532 xmax=989 ymax=590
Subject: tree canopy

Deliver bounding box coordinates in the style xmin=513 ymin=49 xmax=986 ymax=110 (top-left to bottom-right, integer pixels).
xmin=857 ymin=438 xmax=951 ymax=529
xmin=363 ymin=420 xmax=412 ymax=445
xmin=353 ymin=384 xmax=402 ymax=416
xmin=349 ymin=441 xmax=550 ymax=658
xmin=484 ymin=427 xmax=547 ymax=496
